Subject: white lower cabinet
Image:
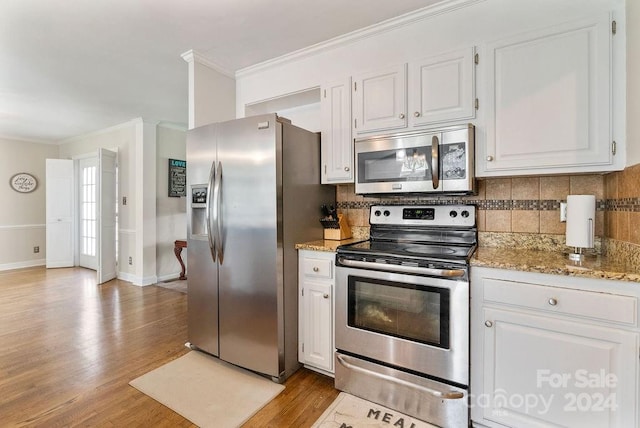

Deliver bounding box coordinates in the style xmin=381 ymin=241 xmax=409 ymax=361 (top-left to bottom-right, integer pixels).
xmin=298 ymin=250 xmax=335 ymax=375
xmin=471 ymin=267 xmax=639 ymax=428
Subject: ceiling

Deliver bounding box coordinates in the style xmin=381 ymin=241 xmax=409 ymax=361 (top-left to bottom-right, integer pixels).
xmin=0 ymin=0 xmax=442 ymax=143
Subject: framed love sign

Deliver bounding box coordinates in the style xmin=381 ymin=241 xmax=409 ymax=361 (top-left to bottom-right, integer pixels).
xmin=10 ymin=172 xmax=38 ymax=193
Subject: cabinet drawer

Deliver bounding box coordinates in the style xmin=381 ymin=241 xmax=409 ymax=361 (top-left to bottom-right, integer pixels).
xmin=483 ymin=278 xmax=637 ymax=325
xmin=302 ymin=257 xmax=333 ymax=279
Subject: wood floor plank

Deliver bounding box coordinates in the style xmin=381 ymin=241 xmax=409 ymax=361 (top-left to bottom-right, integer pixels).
xmin=0 ymin=266 xmax=338 ymax=427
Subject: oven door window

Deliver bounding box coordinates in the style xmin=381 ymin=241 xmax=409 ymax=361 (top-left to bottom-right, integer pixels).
xmin=357 ymin=146 xmax=432 ymax=183
xmin=347 ymin=276 xmax=450 ymax=349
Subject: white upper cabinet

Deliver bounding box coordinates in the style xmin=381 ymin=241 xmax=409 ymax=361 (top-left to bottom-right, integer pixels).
xmin=410 ymin=47 xmax=476 ymax=126
xmin=321 ymin=78 xmax=353 ymax=184
xmin=352 ymin=48 xmax=477 ymax=137
xmin=480 ymin=13 xmax=618 ymax=176
xmin=352 ymin=64 xmax=407 ymax=134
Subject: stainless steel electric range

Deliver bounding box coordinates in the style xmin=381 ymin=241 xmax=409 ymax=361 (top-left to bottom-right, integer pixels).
xmin=334 ymin=204 xmax=477 ymax=427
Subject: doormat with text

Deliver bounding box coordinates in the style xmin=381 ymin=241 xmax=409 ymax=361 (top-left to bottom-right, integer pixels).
xmin=312 ymin=392 xmax=437 ymax=428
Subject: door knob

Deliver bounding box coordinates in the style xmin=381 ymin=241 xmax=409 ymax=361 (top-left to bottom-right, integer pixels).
xmin=548 ymin=298 xmax=558 ymax=306
xmin=323 ymin=294 xmax=329 ymax=299
xmin=344 ymin=166 xmax=350 ymax=172
xmin=414 ymin=112 xmax=420 ymax=117
xmin=399 ymin=113 xmax=405 ymax=119
xmin=485 ymin=320 xmax=493 ymax=328
xmin=486 ymin=156 xmax=494 ymax=162
xmin=313 ymin=267 xmax=319 ymax=272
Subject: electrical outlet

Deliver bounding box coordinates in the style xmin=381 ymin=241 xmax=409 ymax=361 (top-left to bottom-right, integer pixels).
xmin=128 ymin=256 xmax=133 ymax=265
xmin=560 ymin=202 xmax=567 ymax=222
xmin=33 ymin=246 xmax=39 ymax=253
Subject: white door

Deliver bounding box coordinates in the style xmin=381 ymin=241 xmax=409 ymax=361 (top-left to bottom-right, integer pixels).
xmin=303 ymin=280 xmax=333 ymax=372
xmin=483 ymin=14 xmax=612 ymax=174
xmin=78 ymin=157 xmax=98 ymax=270
xmin=97 ymin=148 xmax=117 ymax=284
xmin=482 ymin=307 xmax=638 ymax=427
xmin=46 ymin=159 xmax=74 ymax=268
xmin=410 ymin=46 xmax=476 ymax=126
xmin=353 ymin=63 xmax=407 ymax=134
xmin=321 ymin=78 xmax=353 ymax=184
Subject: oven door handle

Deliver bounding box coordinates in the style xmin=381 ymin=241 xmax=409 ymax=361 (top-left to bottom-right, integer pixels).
xmin=337 ymin=257 xmax=465 ymax=278
xmin=336 ymin=354 xmax=465 ymax=400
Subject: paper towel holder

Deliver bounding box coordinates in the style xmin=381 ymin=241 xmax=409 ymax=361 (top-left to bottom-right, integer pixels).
xmin=565 ymin=194 xmax=596 ymax=262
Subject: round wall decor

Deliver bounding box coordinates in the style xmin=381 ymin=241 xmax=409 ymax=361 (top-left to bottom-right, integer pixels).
xmin=10 ymin=173 xmax=38 ymax=193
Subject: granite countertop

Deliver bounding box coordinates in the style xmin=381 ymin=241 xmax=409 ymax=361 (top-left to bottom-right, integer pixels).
xmin=296 ymin=238 xmax=640 ymax=283
xmin=472 ymin=247 xmax=640 ymax=283
xmin=295 ymin=238 xmax=364 ymax=252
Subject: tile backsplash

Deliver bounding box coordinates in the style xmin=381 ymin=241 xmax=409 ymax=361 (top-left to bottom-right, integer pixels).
xmin=336 ymin=164 xmax=639 ymax=262
xmin=604 ymin=163 xmax=640 ymax=245
xmin=336 ymin=174 xmax=605 ymax=236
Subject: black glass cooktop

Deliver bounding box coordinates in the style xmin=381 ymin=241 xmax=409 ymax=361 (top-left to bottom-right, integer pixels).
xmin=337 ymin=240 xmax=475 ymax=261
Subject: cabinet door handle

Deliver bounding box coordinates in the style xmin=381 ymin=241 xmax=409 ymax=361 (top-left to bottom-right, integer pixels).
xmin=323 ymin=294 xmax=329 ymax=299
xmin=548 ymin=298 xmax=558 ymax=306
xmin=486 ymin=155 xmax=494 ymax=162
xmin=344 ymin=166 xmax=350 ymax=172
xmin=399 ymin=113 xmax=405 ymax=119
xmin=414 ymin=111 xmax=420 ymax=117
xmin=485 ymin=320 xmax=493 ymax=328
xmin=313 ymin=266 xmax=319 ymax=272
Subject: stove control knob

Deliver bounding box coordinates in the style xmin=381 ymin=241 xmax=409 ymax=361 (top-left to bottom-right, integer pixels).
xmin=374 ymin=210 xmax=382 ymax=217
xmin=461 ymin=210 xmax=470 ymax=218
xmin=383 ymin=210 xmax=391 ymax=217
xmin=449 ymin=210 xmax=458 ymax=218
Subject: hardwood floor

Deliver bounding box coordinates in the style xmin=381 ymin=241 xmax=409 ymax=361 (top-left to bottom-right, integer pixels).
xmin=0 ymin=267 xmax=338 ymax=427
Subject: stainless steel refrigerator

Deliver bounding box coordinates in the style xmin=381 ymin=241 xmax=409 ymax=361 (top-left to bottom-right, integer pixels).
xmin=186 ymin=113 xmax=334 ymax=382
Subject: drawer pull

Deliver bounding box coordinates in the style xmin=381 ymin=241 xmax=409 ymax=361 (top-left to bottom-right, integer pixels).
xmin=548 ymin=298 xmax=558 ymax=306
xmin=313 ymin=267 xmax=319 ymax=272
xmin=484 ymin=320 xmax=493 ymax=328
xmin=323 ymin=294 xmax=329 ymax=299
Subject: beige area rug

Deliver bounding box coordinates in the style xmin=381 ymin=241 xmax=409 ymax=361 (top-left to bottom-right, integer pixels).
xmin=156 ymin=279 xmax=187 ymax=293
xmin=312 ymin=392 xmax=437 ymax=428
xmin=129 ymin=351 xmax=284 ymax=428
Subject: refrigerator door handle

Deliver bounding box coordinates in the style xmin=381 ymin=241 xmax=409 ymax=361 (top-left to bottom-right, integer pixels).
xmin=213 ymin=161 xmax=224 ymax=263
xmin=205 ymin=161 xmax=217 ymax=262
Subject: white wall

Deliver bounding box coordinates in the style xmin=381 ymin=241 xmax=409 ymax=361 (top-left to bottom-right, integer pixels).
xmin=58 ymin=120 xmax=137 ymax=278
xmin=627 ymin=0 xmax=640 ymax=166
xmin=0 ymin=138 xmax=58 ymax=270
xmin=156 ymin=124 xmax=187 ymax=281
xmin=183 ymin=51 xmax=237 ymax=129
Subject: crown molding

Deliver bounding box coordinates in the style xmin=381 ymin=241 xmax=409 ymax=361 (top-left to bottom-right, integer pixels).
xmin=181 ymin=49 xmax=235 ymax=79
xmin=57 ymin=118 xmax=144 ymax=145
xmin=0 ymin=134 xmax=56 ymax=145
xmin=236 ymin=0 xmax=485 ymax=78
xmin=157 ymin=121 xmax=188 ymax=132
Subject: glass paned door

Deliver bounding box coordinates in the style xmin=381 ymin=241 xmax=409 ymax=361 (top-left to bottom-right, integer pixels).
xmin=79 ymin=157 xmax=98 ymax=270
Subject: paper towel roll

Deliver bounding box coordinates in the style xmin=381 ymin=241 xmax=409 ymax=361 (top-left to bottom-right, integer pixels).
xmin=566 ymin=195 xmax=596 ymax=249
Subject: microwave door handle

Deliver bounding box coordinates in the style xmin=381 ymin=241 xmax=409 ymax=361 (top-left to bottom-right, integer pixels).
xmin=431 ymin=135 xmax=440 ymax=189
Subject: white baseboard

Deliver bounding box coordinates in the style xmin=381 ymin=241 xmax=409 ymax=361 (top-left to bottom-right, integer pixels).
xmin=157 ymin=272 xmax=181 ymax=282
xmin=117 ymin=271 xmax=136 ymax=284
xmin=117 ymin=272 xmax=160 ymax=286
xmin=0 ymin=259 xmax=46 ymax=272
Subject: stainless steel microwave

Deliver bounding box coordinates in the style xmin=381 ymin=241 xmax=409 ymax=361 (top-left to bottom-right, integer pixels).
xmin=354 ymin=124 xmax=475 ymax=195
